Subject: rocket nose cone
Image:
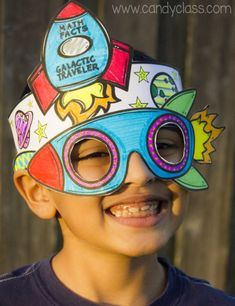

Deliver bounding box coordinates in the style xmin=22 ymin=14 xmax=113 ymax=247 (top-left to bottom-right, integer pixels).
xmin=56 ymin=2 xmax=85 ymax=20
xmin=28 ymin=143 xmax=64 ymax=191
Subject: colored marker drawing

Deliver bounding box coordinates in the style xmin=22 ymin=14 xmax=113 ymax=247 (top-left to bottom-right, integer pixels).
xmin=15 ymin=110 xmax=33 ymax=149
xmin=14 ymin=152 xmax=35 ymax=171
xmin=43 ymin=4 xmax=110 ymax=91
xmin=191 ymin=108 xmax=224 ymax=163
xmin=55 ymin=82 xmax=119 ymax=124
xmin=151 ymin=73 xmax=178 ymax=108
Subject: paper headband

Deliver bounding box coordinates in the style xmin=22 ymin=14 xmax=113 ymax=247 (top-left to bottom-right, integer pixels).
xmin=9 ymin=1 xmax=224 ymax=194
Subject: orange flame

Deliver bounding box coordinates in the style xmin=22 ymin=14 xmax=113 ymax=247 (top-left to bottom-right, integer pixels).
xmin=190 ymin=107 xmax=224 ymax=163
xmin=55 ymin=82 xmax=119 ymax=124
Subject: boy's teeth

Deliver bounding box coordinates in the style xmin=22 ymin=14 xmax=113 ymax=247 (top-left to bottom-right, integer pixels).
xmin=109 ymin=201 xmax=162 ymax=218
xmin=128 ymin=207 xmax=140 ymax=213
xmin=141 ymin=205 xmax=151 ymax=211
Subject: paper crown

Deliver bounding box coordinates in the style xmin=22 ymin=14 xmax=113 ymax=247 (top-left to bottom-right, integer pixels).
xmin=9 ymin=1 xmax=224 ymax=191
xmin=10 ymin=61 xmax=184 ymax=155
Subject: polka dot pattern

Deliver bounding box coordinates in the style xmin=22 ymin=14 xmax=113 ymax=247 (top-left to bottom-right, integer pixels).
xmin=63 ymin=129 xmax=119 ymax=188
xmin=147 ymin=114 xmax=189 ymax=172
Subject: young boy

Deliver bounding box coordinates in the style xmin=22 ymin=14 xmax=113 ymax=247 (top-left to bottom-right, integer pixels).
xmin=1 ymin=1 xmax=235 ymax=305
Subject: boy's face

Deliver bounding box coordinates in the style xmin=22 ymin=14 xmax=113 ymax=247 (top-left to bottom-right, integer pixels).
xmin=48 ymin=140 xmax=188 ymax=257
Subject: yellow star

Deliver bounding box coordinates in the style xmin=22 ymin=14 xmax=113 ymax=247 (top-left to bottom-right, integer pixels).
xmin=129 ymin=97 xmax=148 ymax=108
xmin=34 ymin=121 xmax=47 ymax=143
xmin=134 ymin=66 xmax=149 ymax=82
xmin=28 ymin=101 xmax=33 ymax=108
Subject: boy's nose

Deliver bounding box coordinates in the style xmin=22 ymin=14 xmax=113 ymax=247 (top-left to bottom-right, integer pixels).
xmin=124 ymin=152 xmax=157 ymax=187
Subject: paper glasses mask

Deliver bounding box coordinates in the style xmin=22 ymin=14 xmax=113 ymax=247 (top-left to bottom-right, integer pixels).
xmin=9 ymin=1 xmax=224 ymax=195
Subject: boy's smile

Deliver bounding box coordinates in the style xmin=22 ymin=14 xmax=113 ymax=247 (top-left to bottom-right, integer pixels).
xmin=103 ymin=193 xmax=170 ymax=228
xmin=49 ymin=152 xmax=188 ymax=257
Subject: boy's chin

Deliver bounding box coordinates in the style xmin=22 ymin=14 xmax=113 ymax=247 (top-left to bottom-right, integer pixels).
xmin=110 ymin=236 xmax=170 ymax=258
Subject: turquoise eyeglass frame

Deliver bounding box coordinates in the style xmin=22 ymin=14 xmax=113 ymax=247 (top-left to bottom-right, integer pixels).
xmin=30 ymin=109 xmax=194 ymax=195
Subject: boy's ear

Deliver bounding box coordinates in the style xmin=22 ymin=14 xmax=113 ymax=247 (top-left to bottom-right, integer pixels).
xmin=13 ymin=170 xmax=57 ymax=220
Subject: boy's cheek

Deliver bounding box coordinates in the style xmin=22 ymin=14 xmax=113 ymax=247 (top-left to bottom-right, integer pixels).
xmin=171 ymin=196 xmax=188 ymax=223
xmin=167 ymin=182 xmax=189 ymax=217
xmin=49 ymin=191 xmax=106 ymax=223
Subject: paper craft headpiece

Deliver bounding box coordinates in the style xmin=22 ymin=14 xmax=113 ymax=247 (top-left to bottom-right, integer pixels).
xmin=9 ymin=1 xmax=224 ymax=195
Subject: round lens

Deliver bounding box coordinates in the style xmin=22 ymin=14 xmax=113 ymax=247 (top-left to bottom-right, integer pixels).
xmin=155 ymin=123 xmax=185 ymax=164
xmin=64 ymin=129 xmax=119 ymax=189
xmin=70 ymin=138 xmax=111 ymax=182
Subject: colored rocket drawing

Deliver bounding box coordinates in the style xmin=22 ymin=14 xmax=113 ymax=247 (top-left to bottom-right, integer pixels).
xmin=42 ymin=1 xmax=110 ymax=91
xmin=28 ymin=2 xmax=132 ymax=115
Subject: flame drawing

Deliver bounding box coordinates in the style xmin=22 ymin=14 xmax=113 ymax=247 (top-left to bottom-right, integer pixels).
xmin=55 ymin=82 xmax=119 ymax=124
xmin=190 ymin=107 xmax=224 ymax=163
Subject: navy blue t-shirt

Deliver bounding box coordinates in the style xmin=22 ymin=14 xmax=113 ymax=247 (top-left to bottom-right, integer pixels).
xmin=0 ymin=257 xmax=235 ymax=305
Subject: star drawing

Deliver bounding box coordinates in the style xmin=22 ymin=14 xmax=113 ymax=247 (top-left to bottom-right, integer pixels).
xmin=129 ymin=97 xmax=148 ymax=108
xmin=28 ymin=101 xmax=33 ymax=108
xmin=134 ymin=66 xmax=150 ymax=82
xmin=35 ymin=121 xmax=47 ymax=143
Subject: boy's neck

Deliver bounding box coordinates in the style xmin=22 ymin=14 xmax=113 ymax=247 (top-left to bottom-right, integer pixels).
xmin=52 ymin=242 xmax=167 ymax=306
